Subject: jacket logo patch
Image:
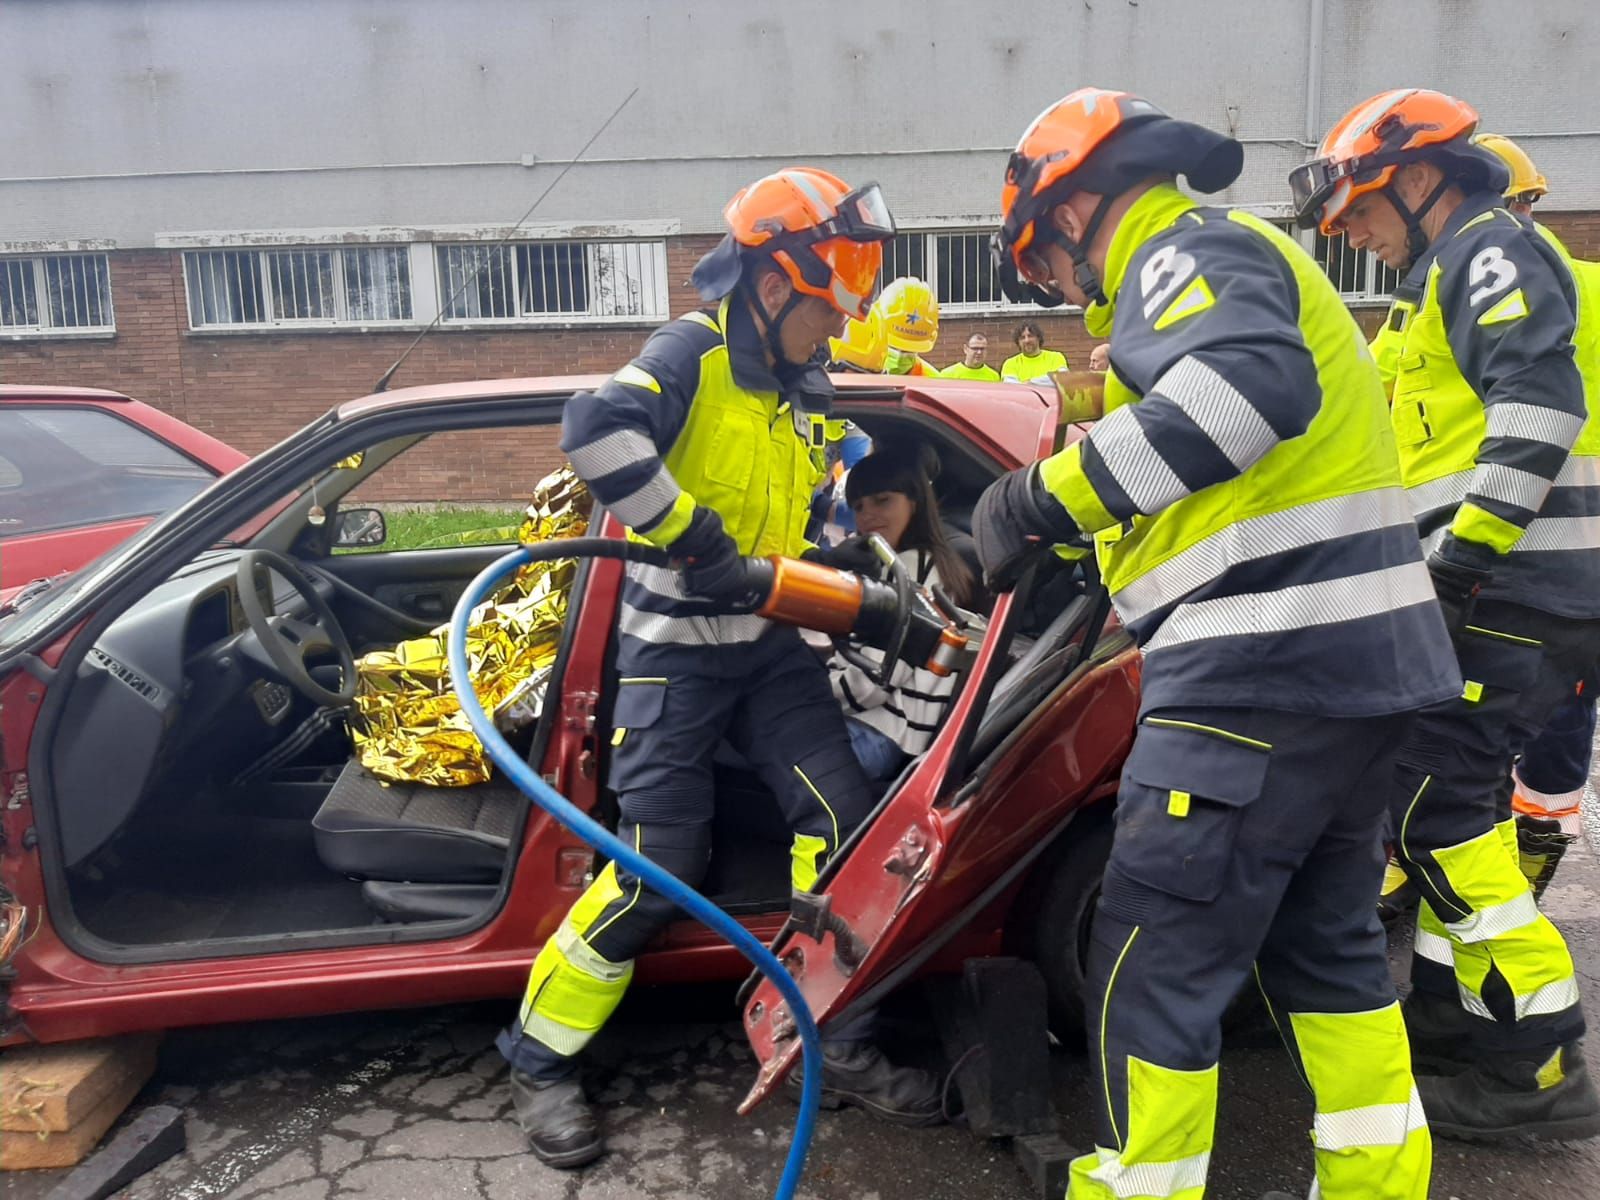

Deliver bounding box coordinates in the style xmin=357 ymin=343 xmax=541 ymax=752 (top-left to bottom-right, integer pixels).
xmin=1467 ymin=246 xmax=1518 ymax=307
xmin=1153 ymin=275 xmax=1215 ymax=331
xmin=1477 ymin=287 xmax=1529 ymax=326
xmin=1140 ymin=244 xmax=1198 ymax=319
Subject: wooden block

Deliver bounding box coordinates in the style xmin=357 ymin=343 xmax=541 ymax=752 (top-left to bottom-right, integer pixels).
xmin=1 ymin=1036 xmax=160 ymax=1135
xmin=1 ymin=1065 xmax=147 ymax=1170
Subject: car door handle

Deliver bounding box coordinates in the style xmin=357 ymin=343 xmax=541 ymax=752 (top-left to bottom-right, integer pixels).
xmin=401 ymin=589 xmax=448 ymax=618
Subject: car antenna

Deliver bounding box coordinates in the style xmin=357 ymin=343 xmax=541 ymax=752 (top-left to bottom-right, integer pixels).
xmin=371 ymin=86 xmax=640 ymax=394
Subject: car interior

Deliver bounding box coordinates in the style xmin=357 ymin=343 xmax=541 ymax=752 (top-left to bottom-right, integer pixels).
xmin=44 ymin=398 xmax=1098 ymax=961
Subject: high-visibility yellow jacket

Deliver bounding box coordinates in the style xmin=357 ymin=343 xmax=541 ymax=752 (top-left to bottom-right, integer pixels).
xmin=1035 ymin=183 xmax=1459 ymax=717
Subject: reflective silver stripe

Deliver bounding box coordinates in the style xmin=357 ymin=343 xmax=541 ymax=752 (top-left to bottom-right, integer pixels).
xmin=1553 ymin=454 xmax=1600 ymax=489
xmin=1472 ymin=463 xmax=1552 ymax=513
xmin=1112 ymin=488 xmax=1414 ymax=624
xmin=1485 ymin=402 xmax=1586 ymax=448
xmin=1088 ymin=1147 xmax=1211 ymax=1198
xmin=785 ymin=169 xmax=835 ymax=217
xmin=557 ymin=921 xmax=630 ymax=981
xmin=626 ymin=560 xmax=691 ymax=601
xmin=1143 ymin=561 xmax=1435 ymax=653
xmin=1512 ymin=513 xmax=1600 ymax=553
xmin=1458 ymin=983 xmax=1494 ymax=1019
xmin=606 ymin=464 xmax=681 ymax=529
xmin=1515 ymin=977 xmax=1581 ymax=1019
xmin=618 ymin=602 xmax=769 ymax=646
xmin=1152 ymin=354 xmax=1279 ymax=471
xmin=567 ymin=427 xmax=658 ymax=480
xmin=1313 ymin=1086 xmax=1427 ymax=1150
xmin=1414 ymin=927 xmax=1454 ymax=966
xmin=1091 ymin=403 xmax=1191 ymax=514
xmin=1444 ymin=890 xmax=1540 ymax=943
xmin=1404 ymin=470 xmax=1473 ymax=520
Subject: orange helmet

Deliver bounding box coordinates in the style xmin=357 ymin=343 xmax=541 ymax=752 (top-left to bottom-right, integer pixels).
xmin=1291 ymin=89 xmax=1508 ymax=238
xmin=690 ymin=167 xmax=896 ymax=320
xmin=994 ymin=87 xmax=1241 ymax=306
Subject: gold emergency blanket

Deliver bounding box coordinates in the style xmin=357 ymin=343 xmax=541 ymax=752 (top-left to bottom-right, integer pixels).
xmin=348 ymin=465 xmax=589 ymax=786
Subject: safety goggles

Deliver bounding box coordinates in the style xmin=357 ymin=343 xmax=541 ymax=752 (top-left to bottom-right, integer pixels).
xmin=766 ymin=181 xmax=896 ymax=247
xmin=1289 ymin=153 xmax=1400 ymax=230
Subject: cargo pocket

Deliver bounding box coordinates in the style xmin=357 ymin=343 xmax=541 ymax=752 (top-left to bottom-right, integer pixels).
xmin=1391 ymin=354 xmax=1433 ymax=447
xmin=1111 ymin=720 xmax=1272 ymax=903
xmin=1453 ymin=626 xmax=1542 ymax=705
xmin=610 ymin=678 xmax=668 ymax=747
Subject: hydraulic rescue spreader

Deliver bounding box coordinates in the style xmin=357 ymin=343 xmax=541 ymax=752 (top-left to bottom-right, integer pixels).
xmin=449 ymin=534 xmax=969 ymax=1200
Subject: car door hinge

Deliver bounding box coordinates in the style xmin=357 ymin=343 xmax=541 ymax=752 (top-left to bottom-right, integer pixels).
xmin=562 ymin=691 xmax=599 ymax=735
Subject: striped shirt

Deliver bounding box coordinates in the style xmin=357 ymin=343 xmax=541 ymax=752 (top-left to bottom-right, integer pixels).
xmin=827 ymin=550 xmax=960 ymax=756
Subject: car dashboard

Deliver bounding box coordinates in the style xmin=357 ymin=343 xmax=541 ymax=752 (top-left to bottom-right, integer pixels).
xmin=49 ymin=550 xmax=329 ymax=869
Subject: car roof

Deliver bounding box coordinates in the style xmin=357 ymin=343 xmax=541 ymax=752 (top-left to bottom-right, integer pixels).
xmin=0 ymin=384 xmax=133 ymax=402
xmin=336 ymin=372 xmax=1054 ymax=465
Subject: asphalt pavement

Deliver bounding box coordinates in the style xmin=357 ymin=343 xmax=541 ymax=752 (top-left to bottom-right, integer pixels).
xmin=5 ymin=742 xmax=1599 ymax=1200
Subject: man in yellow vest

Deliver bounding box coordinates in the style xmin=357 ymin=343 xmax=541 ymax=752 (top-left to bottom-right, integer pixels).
xmin=979 ymin=86 xmax=1451 ymax=1199
xmin=1475 ymin=131 xmax=1598 ymax=898
xmin=1296 ymin=89 xmax=1600 ymax=1142
xmin=499 ymin=168 xmax=942 ymax=1167
xmin=1000 ymin=319 xmax=1070 ymax=382
xmin=940 ymin=331 xmax=1002 ymax=380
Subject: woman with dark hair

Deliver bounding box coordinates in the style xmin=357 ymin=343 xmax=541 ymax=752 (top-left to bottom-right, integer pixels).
xmin=828 ymin=446 xmax=979 ymax=781
xmin=1001 ymin=320 xmax=1069 ymax=383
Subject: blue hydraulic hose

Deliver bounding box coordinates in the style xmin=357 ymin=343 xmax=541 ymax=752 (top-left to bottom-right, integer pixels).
xmin=448 ymin=544 xmax=822 ymax=1200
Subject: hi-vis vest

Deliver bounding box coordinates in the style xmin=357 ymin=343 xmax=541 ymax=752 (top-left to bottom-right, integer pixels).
xmin=653 ymin=303 xmax=826 ymax=561
xmin=561 ymin=297 xmax=829 ymax=653
xmin=1379 ymin=209 xmax=1600 ymax=618
xmin=1037 ymin=184 xmax=1459 ymax=718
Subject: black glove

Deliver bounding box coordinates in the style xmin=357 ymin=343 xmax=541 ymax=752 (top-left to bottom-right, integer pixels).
xmin=670 ymin=507 xmax=764 ymax=611
xmin=1426 ymin=551 xmax=1492 ymax=639
xmin=803 ymin=535 xmax=885 ymax=577
xmin=973 ymin=464 xmax=1082 ymax=592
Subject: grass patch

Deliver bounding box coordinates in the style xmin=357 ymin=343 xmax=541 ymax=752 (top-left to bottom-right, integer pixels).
xmin=339 ymin=507 xmax=524 ymax=553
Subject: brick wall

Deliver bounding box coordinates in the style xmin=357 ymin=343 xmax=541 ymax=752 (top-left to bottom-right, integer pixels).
xmin=3 ymin=217 xmax=1595 ymax=503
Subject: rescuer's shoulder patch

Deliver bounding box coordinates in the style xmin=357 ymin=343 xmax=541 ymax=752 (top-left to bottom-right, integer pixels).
xmin=1153 ymin=275 xmax=1216 ymax=331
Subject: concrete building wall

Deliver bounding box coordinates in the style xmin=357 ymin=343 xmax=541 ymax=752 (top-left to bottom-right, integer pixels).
xmin=3 ymin=1 xmax=1598 ymax=502
xmin=4 ymin=0 xmax=1597 ymax=250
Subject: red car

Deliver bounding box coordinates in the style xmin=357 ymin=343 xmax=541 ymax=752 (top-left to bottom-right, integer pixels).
xmin=0 ymin=375 xmax=1139 ymax=1099
xmin=0 ymin=386 xmax=246 ymax=594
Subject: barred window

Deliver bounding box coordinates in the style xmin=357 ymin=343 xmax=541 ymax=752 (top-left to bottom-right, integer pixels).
xmin=882 ymin=231 xmax=1017 ymax=312
xmin=0 ymin=254 xmax=114 ymax=334
xmin=1313 ymin=231 xmax=1401 ymax=302
xmin=436 ymin=240 xmax=667 ymax=323
xmin=184 ymin=245 xmax=412 ymax=329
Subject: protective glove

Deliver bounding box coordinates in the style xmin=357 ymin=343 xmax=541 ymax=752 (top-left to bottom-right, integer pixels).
xmin=670 ymin=507 xmax=764 ymax=611
xmin=1426 ymin=551 xmax=1492 ymax=639
xmin=802 ymin=535 xmax=885 ymax=578
xmin=973 ymin=464 xmax=1083 ymax=592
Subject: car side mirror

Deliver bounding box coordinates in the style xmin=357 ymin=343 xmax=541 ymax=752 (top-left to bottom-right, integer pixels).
xmin=332 ymin=507 xmax=387 ymax=549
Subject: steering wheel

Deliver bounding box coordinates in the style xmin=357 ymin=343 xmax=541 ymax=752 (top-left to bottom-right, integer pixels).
xmin=236 ymin=549 xmax=357 ymax=707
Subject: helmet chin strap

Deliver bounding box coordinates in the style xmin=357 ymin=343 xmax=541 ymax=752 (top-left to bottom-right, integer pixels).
xmin=1383 ymin=175 xmax=1453 ymax=268
xmin=741 ymin=279 xmax=807 ymax=366
xmin=1041 ymin=195 xmax=1114 ymax=306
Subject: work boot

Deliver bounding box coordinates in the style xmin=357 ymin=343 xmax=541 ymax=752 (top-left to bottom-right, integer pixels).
xmin=1516 ymin=813 xmax=1576 ymax=901
xmin=1403 ymin=988 xmax=1479 ymax=1076
xmin=509 ymin=1069 xmax=604 ymax=1168
xmin=1418 ymin=1042 xmax=1600 ymax=1142
xmin=787 ymin=1042 xmax=944 ymax=1127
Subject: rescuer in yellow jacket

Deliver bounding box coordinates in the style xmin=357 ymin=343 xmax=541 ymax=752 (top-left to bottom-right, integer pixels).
xmin=1296 ymin=89 xmax=1600 ymax=1144
xmin=499 ymin=168 xmax=943 ymax=1168
xmin=977 ymin=87 xmax=1455 ymax=1200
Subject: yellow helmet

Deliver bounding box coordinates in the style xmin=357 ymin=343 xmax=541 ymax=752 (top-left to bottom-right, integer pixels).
xmin=1473 ymin=132 xmax=1547 ymax=203
xmin=828 ymin=306 xmax=888 ymax=372
xmin=877 ymin=276 xmax=940 ymax=355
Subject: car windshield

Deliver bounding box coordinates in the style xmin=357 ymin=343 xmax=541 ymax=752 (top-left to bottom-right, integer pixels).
xmin=0 ymin=406 xmax=217 ymax=536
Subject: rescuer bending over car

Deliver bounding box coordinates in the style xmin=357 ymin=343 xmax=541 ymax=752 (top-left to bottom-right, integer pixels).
xmin=495 ymin=168 xmax=944 ymax=1168
xmin=1296 ymin=90 xmax=1600 ymax=1142
xmin=976 ymin=88 xmax=1460 ymax=1199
